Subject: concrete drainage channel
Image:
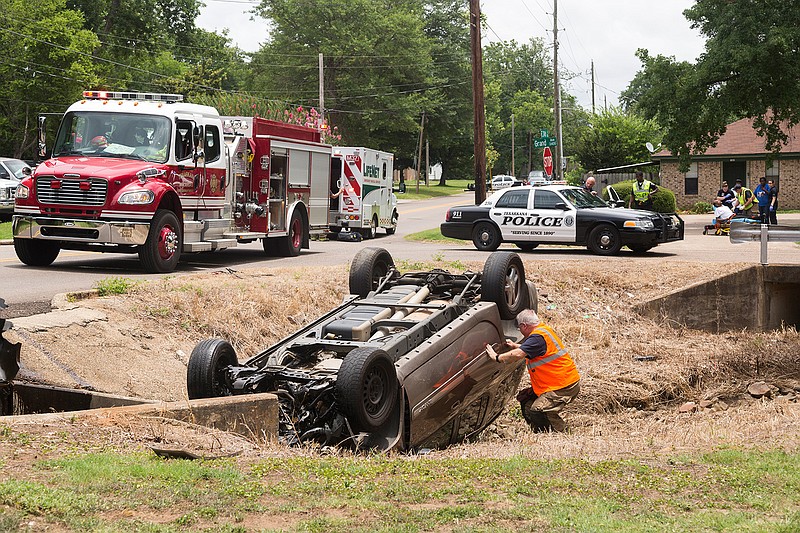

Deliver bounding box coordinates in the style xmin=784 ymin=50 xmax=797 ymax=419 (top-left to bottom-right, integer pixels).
xmin=636 ymin=265 xmax=800 ymax=332
xmin=0 ymin=296 xmax=279 ymax=445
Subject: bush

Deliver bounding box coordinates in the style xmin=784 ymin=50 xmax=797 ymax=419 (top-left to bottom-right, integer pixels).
xmin=689 ymin=201 xmax=713 ymax=214
xmin=602 ymin=180 xmax=677 ymax=213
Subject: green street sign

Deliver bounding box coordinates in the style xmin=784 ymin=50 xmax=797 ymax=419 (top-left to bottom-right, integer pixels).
xmin=548 ymin=138 xmax=557 ymax=147
xmin=540 ymin=128 xmax=549 ymax=138
xmin=534 ymin=136 xmax=558 ymax=149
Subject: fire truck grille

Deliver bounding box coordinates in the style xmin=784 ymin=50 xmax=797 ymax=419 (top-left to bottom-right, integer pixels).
xmin=35 ymin=176 xmax=108 ymax=206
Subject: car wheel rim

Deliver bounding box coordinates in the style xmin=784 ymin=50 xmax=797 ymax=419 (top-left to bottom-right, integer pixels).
xmin=504 ymin=265 xmax=522 ymax=307
xmin=158 ymin=225 xmax=179 ymax=260
xmin=363 ymin=367 xmax=388 ymax=417
xmin=480 ymin=229 xmax=491 ymax=244
xmin=598 ymin=231 xmax=613 ymax=249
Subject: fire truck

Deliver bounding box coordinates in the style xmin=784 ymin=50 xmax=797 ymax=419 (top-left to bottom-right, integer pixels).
xmin=329 ymin=147 xmax=397 ymax=239
xmin=12 ymin=91 xmax=335 ymax=272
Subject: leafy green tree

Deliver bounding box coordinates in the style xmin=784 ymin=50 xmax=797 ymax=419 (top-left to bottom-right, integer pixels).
xmin=249 ymin=0 xmax=435 ymax=163
xmin=621 ymin=0 xmax=800 ymax=167
xmin=575 ymin=108 xmax=661 ymax=171
xmin=0 ymin=0 xmax=100 ymax=158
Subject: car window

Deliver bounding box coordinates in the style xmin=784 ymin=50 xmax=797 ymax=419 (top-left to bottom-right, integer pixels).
xmin=533 ymin=190 xmax=562 ymax=209
xmin=495 ymin=189 xmax=529 ymax=209
xmin=3 ymin=159 xmax=29 ymax=180
xmin=560 ymin=188 xmax=608 ymax=208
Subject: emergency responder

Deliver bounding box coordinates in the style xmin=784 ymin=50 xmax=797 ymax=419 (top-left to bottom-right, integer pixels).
xmin=628 ymin=170 xmax=659 ymax=210
xmin=733 ymin=182 xmax=755 ymax=219
xmin=486 ymin=309 xmax=580 ymax=432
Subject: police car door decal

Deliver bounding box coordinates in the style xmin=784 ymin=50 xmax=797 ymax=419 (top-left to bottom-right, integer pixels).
xmin=489 ymin=189 xmax=532 ymax=241
xmin=530 ymin=189 xmax=577 ymax=242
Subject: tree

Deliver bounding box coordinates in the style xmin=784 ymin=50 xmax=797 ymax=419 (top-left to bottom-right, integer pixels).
xmin=574 ymin=108 xmax=661 ymax=172
xmin=0 ymin=0 xmax=100 ymax=158
xmin=248 ymin=0 xmax=435 ymax=162
xmin=621 ymin=0 xmax=800 ymax=167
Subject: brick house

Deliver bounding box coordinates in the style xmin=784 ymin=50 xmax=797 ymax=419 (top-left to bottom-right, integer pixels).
xmin=651 ymin=117 xmax=798 ymax=210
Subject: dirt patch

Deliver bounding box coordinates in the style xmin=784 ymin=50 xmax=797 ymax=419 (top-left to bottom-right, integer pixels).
xmin=2 ymin=258 xmax=799 ymax=459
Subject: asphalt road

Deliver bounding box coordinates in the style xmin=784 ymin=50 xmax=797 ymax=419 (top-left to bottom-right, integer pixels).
xmin=1 ymin=192 xmax=798 ymax=309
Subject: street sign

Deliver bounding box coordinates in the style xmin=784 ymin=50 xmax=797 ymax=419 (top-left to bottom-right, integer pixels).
xmin=543 ymin=147 xmax=553 ymax=177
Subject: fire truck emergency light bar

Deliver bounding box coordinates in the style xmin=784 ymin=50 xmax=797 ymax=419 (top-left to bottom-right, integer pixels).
xmin=82 ymin=91 xmax=184 ymax=103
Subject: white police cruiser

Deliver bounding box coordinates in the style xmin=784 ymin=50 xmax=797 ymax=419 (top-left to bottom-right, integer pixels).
xmin=441 ymin=185 xmax=683 ymax=255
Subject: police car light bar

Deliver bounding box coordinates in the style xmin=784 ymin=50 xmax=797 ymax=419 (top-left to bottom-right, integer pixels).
xmin=82 ymin=91 xmax=184 ymax=103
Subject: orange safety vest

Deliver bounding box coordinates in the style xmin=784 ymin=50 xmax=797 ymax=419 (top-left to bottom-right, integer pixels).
xmin=526 ymin=323 xmax=581 ymax=396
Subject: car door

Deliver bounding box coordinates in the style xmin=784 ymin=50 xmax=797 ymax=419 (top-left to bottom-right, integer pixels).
xmin=527 ymin=188 xmax=577 ymax=243
xmin=488 ymin=188 xmax=533 ymax=243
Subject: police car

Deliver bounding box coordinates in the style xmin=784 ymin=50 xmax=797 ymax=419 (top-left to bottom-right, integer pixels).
xmin=441 ymin=185 xmax=684 ymax=255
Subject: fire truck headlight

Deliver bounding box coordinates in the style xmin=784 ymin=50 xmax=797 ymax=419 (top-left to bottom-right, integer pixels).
xmin=118 ymin=189 xmax=155 ymax=205
xmin=14 ymin=184 xmax=28 ymax=200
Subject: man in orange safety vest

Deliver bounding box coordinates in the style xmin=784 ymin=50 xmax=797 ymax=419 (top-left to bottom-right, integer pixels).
xmin=486 ymin=309 xmax=580 ymax=432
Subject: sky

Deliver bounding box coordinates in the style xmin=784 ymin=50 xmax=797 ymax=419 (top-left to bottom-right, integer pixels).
xmin=196 ymin=0 xmax=707 ymax=110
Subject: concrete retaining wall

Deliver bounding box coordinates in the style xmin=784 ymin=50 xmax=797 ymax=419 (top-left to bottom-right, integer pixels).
xmin=636 ymin=265 xmax=800 ymax=332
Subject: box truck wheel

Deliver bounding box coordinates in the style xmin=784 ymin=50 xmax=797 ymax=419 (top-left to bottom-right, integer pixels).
xmin=361 ymin=215 xmax=378 ymax=240
xmin=139 ymin=209 xmax=181 ymax=273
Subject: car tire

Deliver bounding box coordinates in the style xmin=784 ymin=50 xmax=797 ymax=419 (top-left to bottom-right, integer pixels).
xmin=276 ymin=210 xmax=304 ymax=256
xmin=515 ymin=242 xmax=539 ymax=252
xmin=14 ymin=239 xmax=60 ymax=267
xmin=628 ymin=244 xmax=654 ymax=254
xmin=139 ymin=209 xmax=181 ymax=273
xmin=588 ymin=224 xmax=622 ymax=256
xmin=361 ymin=216 xmax=378 ymax=240
xmin=349 ymin=247 xmax=394 ymax=297
xmin=481 ymin=252 xmax=530 ymax=320
xmin=187 ymin=338 xmax=238 ymax=399
xmin=336 ymin=347 xmax=398 ymax=432
xmin=472 ymin=221 xmax=501 ymax=251
xmin=385 ymin=211 xmax=398 ymax=235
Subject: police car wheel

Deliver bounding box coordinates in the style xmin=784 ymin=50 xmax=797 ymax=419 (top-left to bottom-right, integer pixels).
xmin=515 ymin=242 xmax=539 ymax=252
xmin=588 ymin=224 xmax=622 ymax=255
xmin=472 ymin=222 xmax=501 ymax=251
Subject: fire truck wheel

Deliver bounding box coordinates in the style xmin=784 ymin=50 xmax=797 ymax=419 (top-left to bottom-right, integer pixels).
xmin=187 ymin=338 xmax=237 ymax=399
xmin=349 ymin=247 xmax=394 ymax=297
xmin=139 ymin=210 xmax=181 ymax=273
xmin=276 ymin=211 xmax=303 ymax=256
xmin=336 ymin=347 xmax=398 ymax=432
xmin=481 ymin=252 xmax=530 ymax=320
xmin=385 ymin=211 xmax=398 ymax=235
xmin=13 ymin=239 xmax=60 ymax=267
xmin=361 ymin=216 xmax=378 ymax=240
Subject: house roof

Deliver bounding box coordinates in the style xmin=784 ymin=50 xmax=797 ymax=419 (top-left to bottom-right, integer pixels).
xmin=651 ymin=117 xmax=800 ymax=160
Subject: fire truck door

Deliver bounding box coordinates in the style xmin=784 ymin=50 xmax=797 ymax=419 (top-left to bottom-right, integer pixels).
xmin=170 ymin=118 xmax=201 ymax=198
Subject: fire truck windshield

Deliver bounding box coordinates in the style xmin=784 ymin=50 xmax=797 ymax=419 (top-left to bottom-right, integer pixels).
xmin=53 ymin=111 xmax=172 ymax=164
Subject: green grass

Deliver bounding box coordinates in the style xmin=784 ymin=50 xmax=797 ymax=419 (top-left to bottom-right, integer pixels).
xmin=1 ymin=447 xmax=799 ymax=531
xmin=94 ymin=276 xmax=138 ymax=296
xmin=403 ymin=227 xmax=467 ymax=245
xmin=0 ymin=221 xmax=11 ymax=240
xmin=397 ymin=179 xmax=472 ymax=200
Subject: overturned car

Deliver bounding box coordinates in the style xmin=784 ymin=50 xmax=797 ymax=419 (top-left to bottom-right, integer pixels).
xmin=187 ymin=248 xmax=537 ymax=451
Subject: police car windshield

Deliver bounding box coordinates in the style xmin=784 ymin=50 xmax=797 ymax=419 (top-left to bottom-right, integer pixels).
xmin=560 ymin=188 xmax=608 ymax=208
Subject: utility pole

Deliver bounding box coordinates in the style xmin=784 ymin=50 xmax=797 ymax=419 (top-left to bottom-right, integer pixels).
xmin=425 ymin=139 xmax=430 ymax=186
xmin=527 ymin=130 xmax=532 ymax=174
xmin=552 ymin=0 xmax=562 ymax=181
xmin=318 ymin=53 xmax=324 ymax=123
xmin=511 ymin=113 xmax=515 ymax=177
xmin=591 ymin=60 xmax=595 ymax=115
xmin=469 ymin=0 xmax=487 ymax=203
xmin=415 ymin=110 xmax=425 ymax=193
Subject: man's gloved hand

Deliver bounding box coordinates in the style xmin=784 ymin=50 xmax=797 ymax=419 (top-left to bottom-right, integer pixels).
xmin=770 ymin=205 xmax=776 ymax=212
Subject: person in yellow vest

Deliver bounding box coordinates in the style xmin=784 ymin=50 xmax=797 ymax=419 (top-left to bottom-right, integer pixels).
xmin=732 ymin=182 xmax=755 ymax=219
xmin=628 ymin=170 xmax=659 ymax=210
xmin=486 ymin=309 xmax=580 ymax=432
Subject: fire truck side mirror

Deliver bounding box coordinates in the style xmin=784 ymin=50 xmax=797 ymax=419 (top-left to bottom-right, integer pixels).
xmin=192 ymin=125 xmax=204 ymax=167
xmin=37 ymin=115 xmax=48 ymax=160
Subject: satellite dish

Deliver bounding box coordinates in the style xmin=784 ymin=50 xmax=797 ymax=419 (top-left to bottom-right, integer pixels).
xmin=645 ymin=142 xmax=655 ymax=153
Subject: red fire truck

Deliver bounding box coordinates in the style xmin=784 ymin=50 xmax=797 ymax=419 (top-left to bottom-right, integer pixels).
xmin=13 ymin=91 xmax=335 ymax=272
